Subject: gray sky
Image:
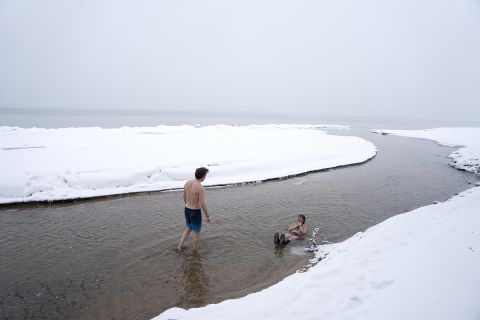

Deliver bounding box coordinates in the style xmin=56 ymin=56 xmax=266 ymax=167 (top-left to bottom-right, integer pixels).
xmin=1 ymin=0 xmax=479 ymax=122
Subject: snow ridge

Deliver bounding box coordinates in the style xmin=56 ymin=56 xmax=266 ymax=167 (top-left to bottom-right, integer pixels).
xmin=0 ymin=124 xmax=374 ymax=204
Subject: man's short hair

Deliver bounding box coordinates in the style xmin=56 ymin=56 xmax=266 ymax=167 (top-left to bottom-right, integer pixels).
xmin=195 ymin=167 xmax=209 ymax=180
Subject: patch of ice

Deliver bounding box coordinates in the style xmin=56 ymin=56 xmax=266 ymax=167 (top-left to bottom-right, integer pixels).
xmin=293 ymin=178 xmax=307 ymax=185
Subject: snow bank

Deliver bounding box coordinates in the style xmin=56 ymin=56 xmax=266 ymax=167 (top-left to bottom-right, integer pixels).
xmin=0 ymin=124 xmax=374 ymax=203
xmin=372 ymin=128 xmax=480 ymax=175
xmin=155 ymin=127 xmax=480 ymax=320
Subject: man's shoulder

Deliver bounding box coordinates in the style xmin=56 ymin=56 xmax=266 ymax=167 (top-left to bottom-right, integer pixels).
xmin=184 ymin=180 xmax=203 ymax=188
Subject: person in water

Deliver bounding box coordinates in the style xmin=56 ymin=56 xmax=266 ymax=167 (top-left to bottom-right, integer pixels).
xmin=176 ymin=167 xmax=211 ymax=252
xmin=274 ymin=214 xmax=308 ymax=246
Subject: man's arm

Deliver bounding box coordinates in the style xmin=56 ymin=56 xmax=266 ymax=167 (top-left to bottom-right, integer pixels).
xmin=183 ymin=181 xmax=189 ymax=204
xmin=199 ymin=187 xmax=211 ymax=222
xmin=288 ymin=222 xmax=299 ymax=231
xmin=299 ymin=223 xmax=308 ymax=234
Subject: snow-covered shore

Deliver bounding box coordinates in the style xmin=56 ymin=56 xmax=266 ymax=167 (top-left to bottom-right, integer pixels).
xmin=0 ymin=124 xmax=375 ymax=204
xmin=372 ymin=128 xmax=480 ymax=174
xmin=155 ymin=127 xmax=480 ymax=320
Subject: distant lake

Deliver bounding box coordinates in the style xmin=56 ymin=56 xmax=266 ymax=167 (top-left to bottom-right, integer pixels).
xmin=1 ymin=108 xmax=479 ymax=129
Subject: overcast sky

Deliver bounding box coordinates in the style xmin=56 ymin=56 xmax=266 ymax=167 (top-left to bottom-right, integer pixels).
xmin=0 ymin=0 xmax=479 ymax=121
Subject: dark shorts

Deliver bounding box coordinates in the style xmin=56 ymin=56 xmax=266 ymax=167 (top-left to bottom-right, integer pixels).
xmin=184 ymin=207 xmax=202 ymax=233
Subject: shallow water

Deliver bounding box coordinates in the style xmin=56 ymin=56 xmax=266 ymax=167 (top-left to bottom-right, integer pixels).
xmin=0 ymin=128 xmax=478 ymax=320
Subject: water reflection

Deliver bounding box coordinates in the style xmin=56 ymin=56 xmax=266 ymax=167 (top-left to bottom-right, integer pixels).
xmin=178 ymin=253 xmax=209 ymax=307
xmin=274 ymin=243 xmax=284 ymax=256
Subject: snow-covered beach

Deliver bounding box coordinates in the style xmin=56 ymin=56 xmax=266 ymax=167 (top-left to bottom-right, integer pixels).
xmin=0 ymin=124 xmax=375 ymax=204
xmin=155 ymin=127 xmax=480 ymax=320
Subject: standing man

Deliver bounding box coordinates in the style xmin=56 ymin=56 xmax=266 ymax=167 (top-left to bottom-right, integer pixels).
xmin=177 ymin=167 xmax=211 ymax=252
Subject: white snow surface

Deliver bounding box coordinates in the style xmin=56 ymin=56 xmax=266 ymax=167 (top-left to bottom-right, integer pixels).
xmin=0 ymin=124 xmax=374 ymax=203
xmin=372 ymin=127 xmax=480 ymax=175
xmin=155 ymin=128 xmax=480 ymax=320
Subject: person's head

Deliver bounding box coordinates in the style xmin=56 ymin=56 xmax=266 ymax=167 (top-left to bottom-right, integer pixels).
xmin=298 ymin=214 xmax=306 ymax=224
xmin=195 ymin=167 xmax=209 ymax=181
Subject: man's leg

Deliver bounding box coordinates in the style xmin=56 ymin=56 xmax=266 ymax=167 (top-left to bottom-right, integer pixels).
xmin=177 ymin=229 xmax=191 ymax=251
xmin=192 ymin=232 xmax=200 ymax=251
xmin=285 ymin=232 xmax=300 ymax=241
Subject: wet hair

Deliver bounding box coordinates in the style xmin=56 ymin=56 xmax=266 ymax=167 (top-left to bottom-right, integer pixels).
xmin=299 ymin=214 xmax=306 ymax=224
xmin=195 ymin=167 xmax=209 ymax=180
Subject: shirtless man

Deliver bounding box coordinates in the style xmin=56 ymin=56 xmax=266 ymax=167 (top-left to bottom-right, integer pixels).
xmin=176 ymin=167 xmax=211 ymax=252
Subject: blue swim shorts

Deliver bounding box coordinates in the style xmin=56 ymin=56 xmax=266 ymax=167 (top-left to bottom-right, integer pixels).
xmin=184 ymin=207 xmax=202 ymax=233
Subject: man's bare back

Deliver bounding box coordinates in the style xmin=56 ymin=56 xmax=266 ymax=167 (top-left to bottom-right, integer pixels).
xmin=184 ymin=180 xmax=207 ymax=212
